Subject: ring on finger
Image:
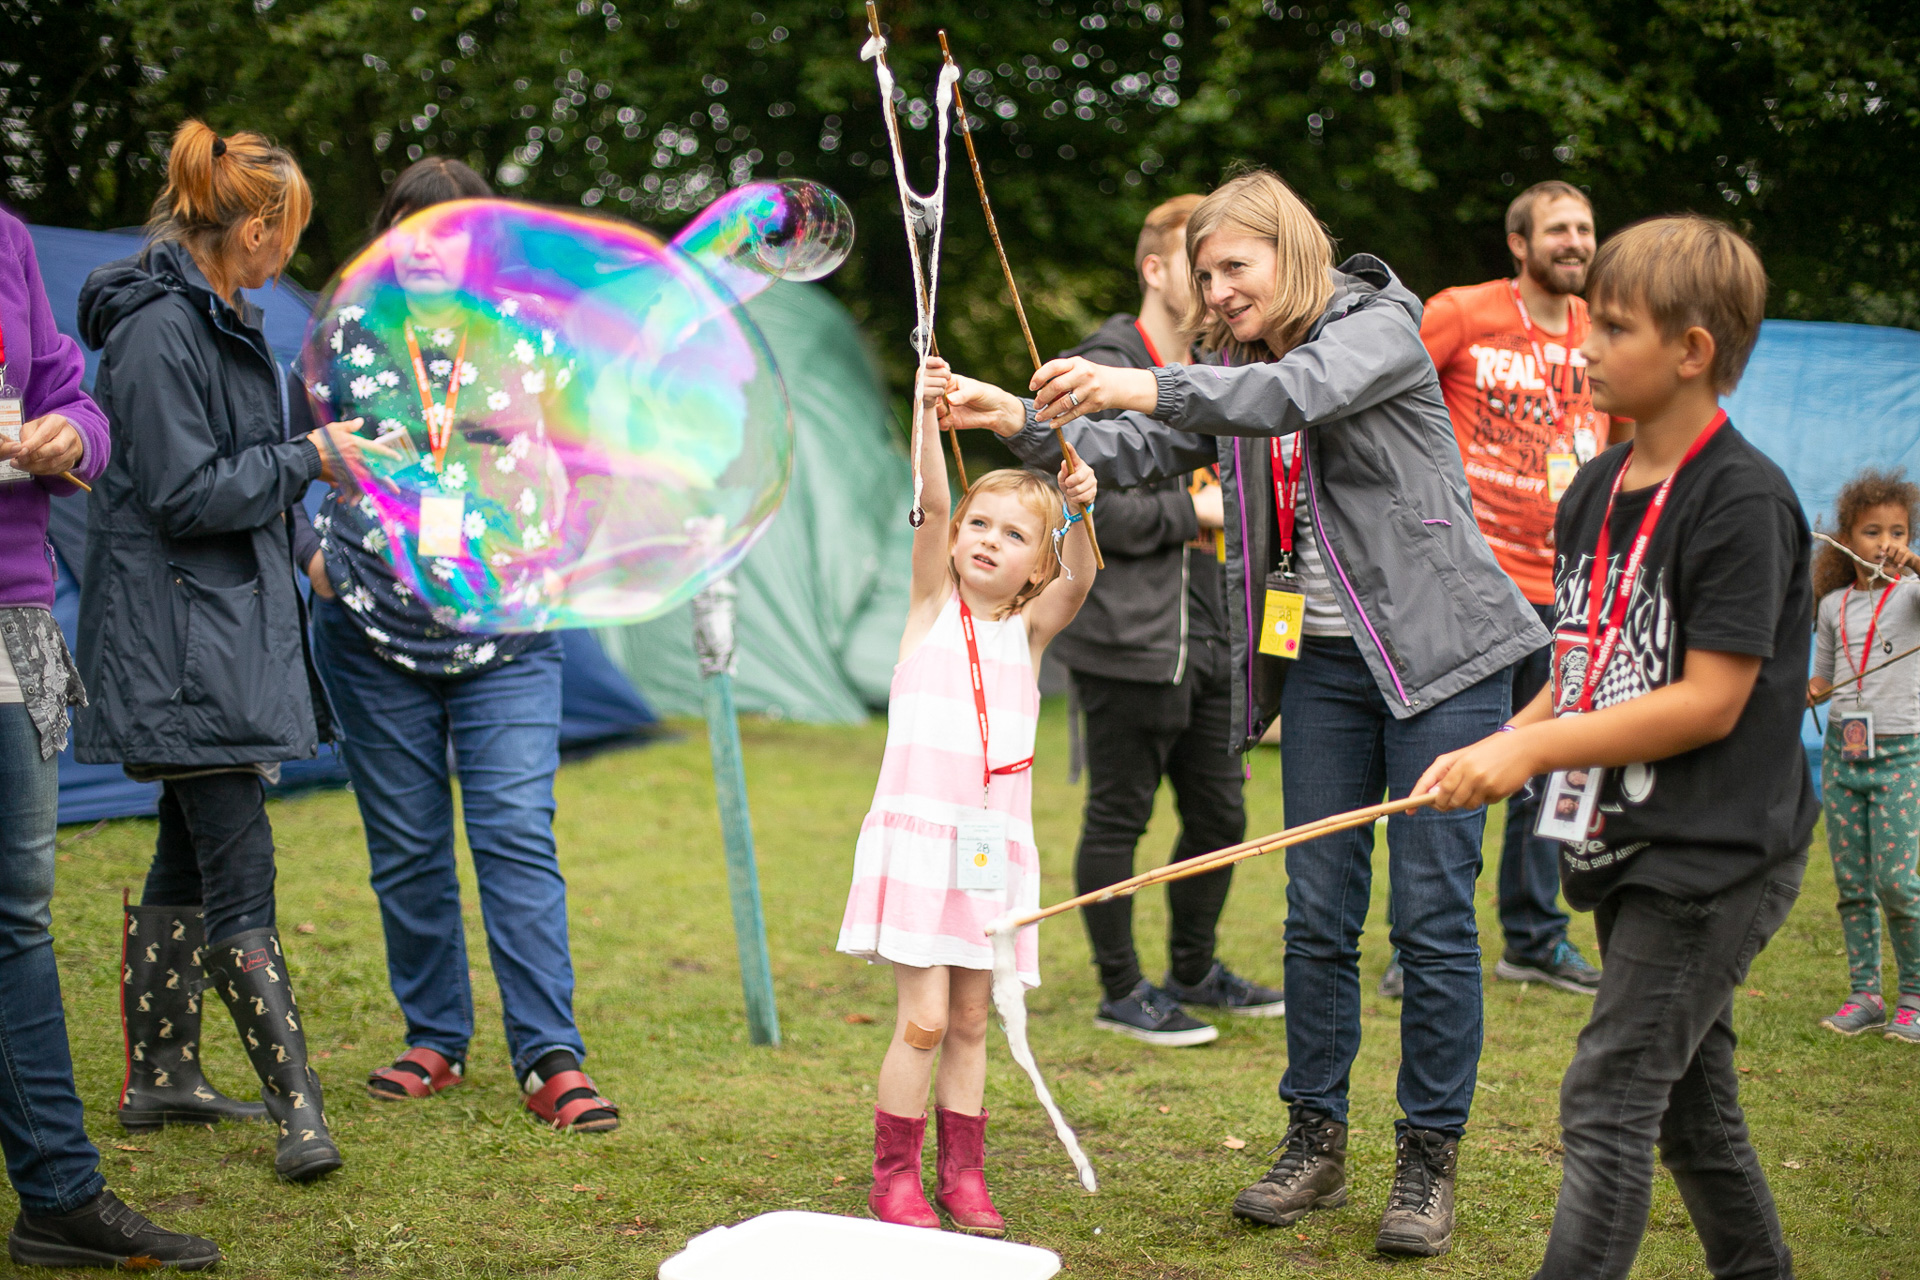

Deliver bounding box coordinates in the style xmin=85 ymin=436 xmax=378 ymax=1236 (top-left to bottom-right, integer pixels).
xmin=1067 ymin=390 xmax=1081 ymax=408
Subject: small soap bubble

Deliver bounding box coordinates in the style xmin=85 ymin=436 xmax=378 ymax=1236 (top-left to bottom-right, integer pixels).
xmin=298 ymin=185 xmax=852 ymax=630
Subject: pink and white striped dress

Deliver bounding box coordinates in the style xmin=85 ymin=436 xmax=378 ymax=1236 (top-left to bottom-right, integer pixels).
xmin=838 ymin=593 xmax=1042 ymax=987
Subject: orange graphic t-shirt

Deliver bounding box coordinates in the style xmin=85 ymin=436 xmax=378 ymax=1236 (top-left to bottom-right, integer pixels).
xmin=1421 ymin=279 xmax=1608 ymax=605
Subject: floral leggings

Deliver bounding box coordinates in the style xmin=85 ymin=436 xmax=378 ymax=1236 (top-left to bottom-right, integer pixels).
xmin=1822 ymin=729 xmax=1920 ymax=997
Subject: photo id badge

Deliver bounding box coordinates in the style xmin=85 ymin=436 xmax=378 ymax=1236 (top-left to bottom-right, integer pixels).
xmin=1838 ymin=711 xmax=1875 ymax=762
xmin=416 ymin=493 xmax=466 ymax=558
xmin=1573 ymin=425 xmax=1599 ymax=465
xmin=0 ymin=396 xmax=26 ymax=484
xmin=1535 ymin=766 xmax=1606 ymax=843
xmin=1259 ymin=588 xmax=1306 ymax=659
xmin=955 ymin=811 xmax=1007 ymax=891
xmin=1546 ymin=452 xmax=1579 ymax=503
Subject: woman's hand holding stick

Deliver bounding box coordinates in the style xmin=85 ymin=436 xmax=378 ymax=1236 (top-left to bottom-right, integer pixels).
xmin=996 ymin=791 xmax=1438 ymax=934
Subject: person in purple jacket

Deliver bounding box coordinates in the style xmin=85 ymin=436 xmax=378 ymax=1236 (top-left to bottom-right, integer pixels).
xmin=0 ymin=208 xmax=220 ymax=1268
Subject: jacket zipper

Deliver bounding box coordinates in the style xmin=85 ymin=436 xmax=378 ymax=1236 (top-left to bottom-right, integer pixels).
xmin=1302 ymin=440 xmax=1411 ymax=707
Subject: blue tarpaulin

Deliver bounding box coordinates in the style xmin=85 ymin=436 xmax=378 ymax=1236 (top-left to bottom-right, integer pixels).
xmin=28 ymin=223 xmax=659 ymax=825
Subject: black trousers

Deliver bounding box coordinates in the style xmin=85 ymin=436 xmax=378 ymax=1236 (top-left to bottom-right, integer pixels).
xmin=1072 ymin=637 xmax=1247 ymax=1001
xmin=1535 ymin=851 xmax=1806 ymax=1280
xmin=141 ymin=773 xmax=279 ymax=944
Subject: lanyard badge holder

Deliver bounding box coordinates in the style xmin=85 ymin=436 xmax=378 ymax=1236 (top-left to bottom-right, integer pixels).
xmin=0 ymin=325 xmax=27 ymax=484
xmin=1835 ymin=582 xmax=1894 ymax=761
xmin=1259 ymin=438 xmax=1307 ymax=660
xmin=956 ymin=599 xmax=1033 ymax=890
xmin=1536 ymin=412 xmax=1726 ymax=843
xmin=405 ymin=323 xmax=470 ymax=559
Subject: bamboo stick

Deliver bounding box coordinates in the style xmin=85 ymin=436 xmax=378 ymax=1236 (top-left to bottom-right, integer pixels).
xmin=1813 ymin=639 xmax=1920 ymax=706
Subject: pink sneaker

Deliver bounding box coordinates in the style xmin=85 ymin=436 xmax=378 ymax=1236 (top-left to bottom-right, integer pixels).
xmin=1886 ymin=1004 xmax=1920 ymax=1044
xmin=1819 ymin=993 xmax=1886 ymax=1036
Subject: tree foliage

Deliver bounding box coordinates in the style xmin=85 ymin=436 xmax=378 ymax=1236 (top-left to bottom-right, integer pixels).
xmin=7 ymin=0 xmax=1918 ymax=394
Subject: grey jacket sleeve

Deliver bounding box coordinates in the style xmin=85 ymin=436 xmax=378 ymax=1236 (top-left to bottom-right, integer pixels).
xmin=1150 ymin=302 xmax=1436 ymax=440
xmin=110 ymin=303 xmax=323 ymax=540
xmin=1001 ymin=408 xmax=1219 ymax=489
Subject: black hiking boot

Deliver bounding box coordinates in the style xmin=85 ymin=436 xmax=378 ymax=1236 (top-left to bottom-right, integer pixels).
xmin=1375 ymin=1127 xmax=1458 ymax=1257
xmin=207 ymin=928 xmax=342 ymax=1183
xmin=8 ymin=1189 xmax=221 ymax=1270
xmin=119 ymin=903 xmax=268 ymax=1131
xmin=1230 ymin=1108 xmax=1348 ymax=1227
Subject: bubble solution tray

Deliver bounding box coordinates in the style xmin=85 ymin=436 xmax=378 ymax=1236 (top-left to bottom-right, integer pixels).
xmin=657 ymin=1210 xmax=1062 ymax=1280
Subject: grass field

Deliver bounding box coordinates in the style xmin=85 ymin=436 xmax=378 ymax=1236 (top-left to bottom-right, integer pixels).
xmin=7 ymin=701 xmax=1915 ymax=1278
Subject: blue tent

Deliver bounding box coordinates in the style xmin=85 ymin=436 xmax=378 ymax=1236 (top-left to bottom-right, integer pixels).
xmin=28 ymin=224 xmax=659 ymax=824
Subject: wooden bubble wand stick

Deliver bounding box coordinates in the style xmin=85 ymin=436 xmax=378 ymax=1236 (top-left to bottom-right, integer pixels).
xmin=997 ymin=791 xmax=1438 ymax=933
xmin=937 ymin=29 xmax=1103 ymax=568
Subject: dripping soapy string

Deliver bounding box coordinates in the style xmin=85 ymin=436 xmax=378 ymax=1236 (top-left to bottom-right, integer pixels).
xmin=986 ymin=914 xmax=1098 ymax=1192
xmin=863 ymin=3 xmax=959 ymax=529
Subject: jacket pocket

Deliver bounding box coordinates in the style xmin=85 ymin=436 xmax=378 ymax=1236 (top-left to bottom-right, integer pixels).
xmin=173 ymin=568 xmax=287 ymax=748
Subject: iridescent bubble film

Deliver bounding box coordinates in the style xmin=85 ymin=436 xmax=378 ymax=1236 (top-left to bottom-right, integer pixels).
xmin=298 ymin=185 xmax=852 ymax=631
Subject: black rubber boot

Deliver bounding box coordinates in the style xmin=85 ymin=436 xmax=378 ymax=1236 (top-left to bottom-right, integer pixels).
xmin=206 ymin=928 xmax=342 ymax=1183
xmin=119 ymin=903 xmax=268 ymax=1131
xmin=8 ymin=1189 xmax=221 ymax=1270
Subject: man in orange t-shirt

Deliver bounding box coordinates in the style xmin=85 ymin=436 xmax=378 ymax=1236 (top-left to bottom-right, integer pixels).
xmin=1413 ymin=180 xmax=1609 ymax=997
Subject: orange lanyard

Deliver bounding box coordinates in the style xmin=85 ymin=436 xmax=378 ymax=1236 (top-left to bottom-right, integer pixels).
xmin=1508 ymin=279 xmax=1568 ymax=430
xmin=1839 ymin=582 xmax=1897 ymax=684
xmin=957 ymin=597 xmax=1034 ymax=802
xmin=402 ymin=322 xmax=468 ymax=470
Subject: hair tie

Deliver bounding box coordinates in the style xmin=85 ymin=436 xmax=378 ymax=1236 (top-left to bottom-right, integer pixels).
xmin=211 ymin=138 xmax=227 ymax=158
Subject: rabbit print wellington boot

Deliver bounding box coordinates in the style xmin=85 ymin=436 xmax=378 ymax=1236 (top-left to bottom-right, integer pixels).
xmin=118 ymin=903 xmax=267 ymax=1131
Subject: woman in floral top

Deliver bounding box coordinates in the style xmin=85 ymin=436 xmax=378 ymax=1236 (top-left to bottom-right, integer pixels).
xmin=297 ymin=158 xmax=619 ymax=1132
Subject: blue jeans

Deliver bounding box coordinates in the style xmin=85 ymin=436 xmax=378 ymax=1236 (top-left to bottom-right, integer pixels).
xmin=312 ymin=602 xmax=583 ymax=1076
xmin=1278 ymin=636 xmax=1508 ymax=1137
xmin=0 ymin=704 xmax=104 ymax=1214
xmin=1498 ymin=604 xmax=1571 ymax=960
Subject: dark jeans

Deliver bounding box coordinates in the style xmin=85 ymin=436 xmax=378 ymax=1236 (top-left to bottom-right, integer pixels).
xmin=141 ymin=772 xmax=279 ymax=943
xmin=1499 ymin=603 xmax=1571 ymax=960
xmin=1072 ymin=637 xmax=1247 ymax=1001
xmin=312 ymin=601 xmax=582 ymax=1076
xmin=1279 ymin=636 xmax=1508 ymax=1137
xmin=0 ymin=703 xmax=104 ymax=1215
xmin=1536 ymin=853 xmax=1805 ymax=1280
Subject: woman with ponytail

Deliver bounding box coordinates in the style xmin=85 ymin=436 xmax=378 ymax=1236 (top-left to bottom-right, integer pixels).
xmin=74 ymin=120 xmax=374 ymax=1184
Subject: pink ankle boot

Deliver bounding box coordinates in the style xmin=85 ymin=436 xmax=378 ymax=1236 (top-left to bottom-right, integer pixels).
xmin=934 ymin=1106 xmax=1006 ymax=1236
xmin=869 ymin=1108 xmax=940 ymax=1229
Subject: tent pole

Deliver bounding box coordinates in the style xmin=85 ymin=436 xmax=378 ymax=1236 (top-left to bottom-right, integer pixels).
xmin=693 ymin=579 xmax=781 ymax=1046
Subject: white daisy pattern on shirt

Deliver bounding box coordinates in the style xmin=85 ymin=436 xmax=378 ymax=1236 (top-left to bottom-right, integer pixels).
xmin=487 ymin=390 xmax=511 ymax=411
xmin=520 ymin=370 xmax=546 ymax=394
xmin=347 ymin=343 xmax=376 ymax=368
xmin=512 ymin=338 xmax=536 ymax=364
xmin=349 ymin=375 xmax=379 ymax=399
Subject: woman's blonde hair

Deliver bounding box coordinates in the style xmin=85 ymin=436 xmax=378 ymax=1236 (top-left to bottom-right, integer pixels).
xmin=1181 ymin=169 xmax=1336 ymax=363
xmin=948 ymin=469 xmax=1068 ymax=618
xmin=148 ymin=120 xmax=312 ymax=295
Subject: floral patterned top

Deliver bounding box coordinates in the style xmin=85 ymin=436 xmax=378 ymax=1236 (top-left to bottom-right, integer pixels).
xmin=306 ymin=295 xmax=574 ymax=677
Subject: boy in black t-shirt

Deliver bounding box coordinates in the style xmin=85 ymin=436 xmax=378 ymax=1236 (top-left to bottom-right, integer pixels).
xmin=1417 ymin=215 xmax=1814 ymax=1280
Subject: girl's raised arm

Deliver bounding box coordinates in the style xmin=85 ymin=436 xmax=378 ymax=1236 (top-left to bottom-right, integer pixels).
xmin=907 ymin=357 xmax=957 ymax=609
xmin=1025 ymin=455 xmax=1099 ymax=654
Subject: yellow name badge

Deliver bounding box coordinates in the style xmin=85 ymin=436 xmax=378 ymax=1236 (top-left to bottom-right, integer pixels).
xmin=1546 ymin=452 xmax=1579 ymax=503
xmin=1258 ymin=589 xmax=1306 ymax=659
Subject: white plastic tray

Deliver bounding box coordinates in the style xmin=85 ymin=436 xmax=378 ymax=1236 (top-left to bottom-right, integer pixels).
xmin=657 ymin=1211 xmax=1062 ymax=1280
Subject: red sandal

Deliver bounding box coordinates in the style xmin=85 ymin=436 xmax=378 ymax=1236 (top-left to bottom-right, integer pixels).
xmin=524 ymin=1069 xmax=620 ymax=1133
xmin=367 ymin=1046 xmax=464 ymax=1101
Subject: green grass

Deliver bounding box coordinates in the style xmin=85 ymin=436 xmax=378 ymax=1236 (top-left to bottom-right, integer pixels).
xmin=9 ymin=700 xmax=1915 ymax=1278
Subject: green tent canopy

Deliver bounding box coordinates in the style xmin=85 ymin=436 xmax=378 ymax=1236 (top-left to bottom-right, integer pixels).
xmin=601 ymin=281 xmax=913 ymax=722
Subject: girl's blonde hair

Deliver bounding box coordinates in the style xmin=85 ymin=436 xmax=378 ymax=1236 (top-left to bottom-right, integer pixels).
xmin=148 ymin=120 xmax=312 ymax=295
xmin=1181 ymin=169 xmax=1336 ymax=363
xmin=948 ymin=469 xmax=1068 ymax=618
xmin=1815 ymin=467 xmax=1920 ymax=598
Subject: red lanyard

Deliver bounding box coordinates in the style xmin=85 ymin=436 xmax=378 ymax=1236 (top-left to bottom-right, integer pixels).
xmin=1269 ymin=437 xmax=1305 ymax=560
xmin=957 ymin=597 xmax=1034 ymax=799
xmin=1134 ymin=318 xmax=1165 ymax=368
xmin=1508 ymin=279 xmax=1568 ymax=430
xmin=402 ymin=322 xmax=469 ymax=470
xmin=1573 ymin=411 xmax=1726 ymax=712
xmin=1839 ymin=582 xmax=1897 ymax=682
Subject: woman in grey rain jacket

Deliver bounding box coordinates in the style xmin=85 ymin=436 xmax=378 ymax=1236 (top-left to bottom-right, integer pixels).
xmin=946 ymin=170 xmax=1548 ymax=1261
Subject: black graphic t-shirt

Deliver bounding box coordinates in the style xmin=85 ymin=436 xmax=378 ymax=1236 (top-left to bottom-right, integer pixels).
xmin=1547 ymin=420 xmax=1818 ymax=909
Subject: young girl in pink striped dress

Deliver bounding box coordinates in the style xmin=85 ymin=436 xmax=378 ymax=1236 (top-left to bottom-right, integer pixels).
xmin=838 ymin=357 xmax=1098 ymax=1235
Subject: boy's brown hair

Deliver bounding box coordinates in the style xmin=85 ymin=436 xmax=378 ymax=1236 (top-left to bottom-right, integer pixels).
xmin=1813 ymin=467 xmax=1920 ymax=598
xmin=1135 ymin=193 xmax=1203 ymax=290
xmin=1585 ymin=214 xmax=1768 ymax=392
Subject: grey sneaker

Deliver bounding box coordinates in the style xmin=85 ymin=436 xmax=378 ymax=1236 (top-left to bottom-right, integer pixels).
xmin=1378 ymin=957 xmax=1404 ymax=999
xmin=1163 ymin=962 xmax=1284 ymax=1017
xmin=1230 ymin=1109 xmax=1348 ymax=1227
xmin=1375 ymin=1127 xmax=1457 ymax=1257
xmin=1094 ymin=980 xmax=1219 ymax=1047
xmin=1820 ymin=993 xmax=1887 ymax=1036
xmin=1886 ymin=1003 xmax=1920 ymax=1044
xmin=1495 ymin=938 xmax=1602 ymax=994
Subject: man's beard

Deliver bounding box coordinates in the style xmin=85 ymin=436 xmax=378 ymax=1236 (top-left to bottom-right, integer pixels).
xmin=1525 ymin=244 xmax=1589 ymax=296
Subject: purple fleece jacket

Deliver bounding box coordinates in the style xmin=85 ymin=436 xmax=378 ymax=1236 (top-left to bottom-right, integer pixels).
xmin=0 ymin=210 xmax=111 ymax=608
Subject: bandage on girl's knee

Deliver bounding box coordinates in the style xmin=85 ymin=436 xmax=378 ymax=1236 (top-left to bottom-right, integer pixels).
xmin=903 ymin=1020 xmax=944 ymax=1050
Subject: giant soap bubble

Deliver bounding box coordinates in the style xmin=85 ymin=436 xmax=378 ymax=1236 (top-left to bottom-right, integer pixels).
xmin=298 ymin=182 xmax=853 ymax=631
